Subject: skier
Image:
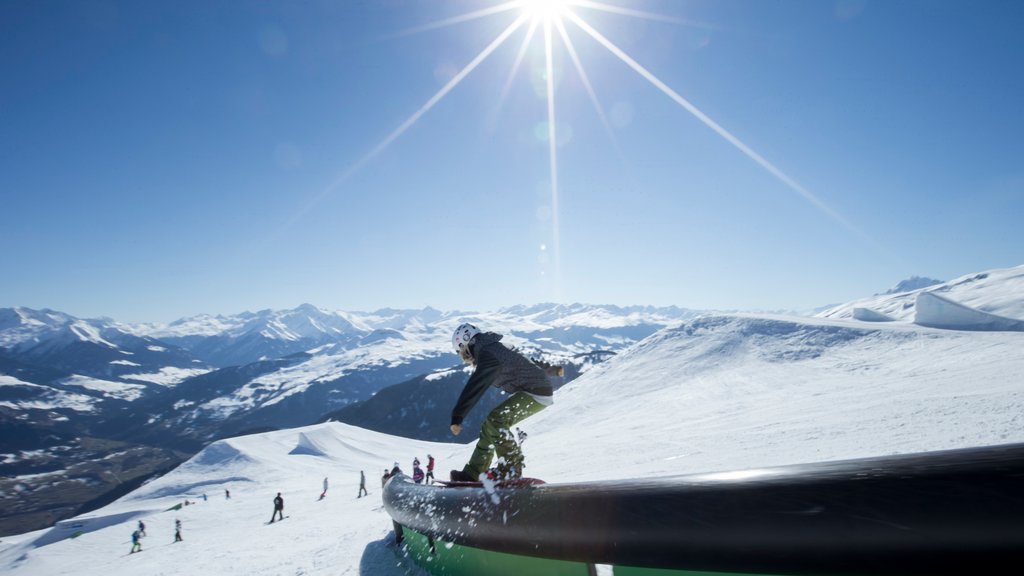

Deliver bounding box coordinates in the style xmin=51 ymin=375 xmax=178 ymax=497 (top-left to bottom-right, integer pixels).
xmin=174 ymin=519 xmax=182 ymax=542
xmin=137 ymin=520 xmax=146 ymax=537
xmin=412 ymin=458 xmax=424 ymax=484
xmin=425 ymin=454 xmax=435 ymax=484
xmin=320 ymin=477 xmax=328 ymax=500
xmin=270 ymin=492 xmax=284 ymax=523
xmin=129 ymin=529 xmax=142 ymax=554
xmin=225 ymin=488 xmax=231 ymax=499
xmin=448 ymin=323 xmax=557 ymax=482
xmin=358 ymin=470 xmax=368 ymax=497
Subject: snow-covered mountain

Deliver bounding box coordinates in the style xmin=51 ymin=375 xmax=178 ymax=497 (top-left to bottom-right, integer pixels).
xmin=100 ymin=303 xmax=697 ymax=446
xmin=1 ymin=264 xmax=1021 ymax=575
xmin=0 ymin=303 xmax=696 ymax=537
xmin=817 ymin=264 xmax=1024 ymax=323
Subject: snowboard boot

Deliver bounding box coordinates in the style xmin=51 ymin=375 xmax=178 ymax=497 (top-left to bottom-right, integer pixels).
xmin=450 ymin=469 xmax=477 ymax=482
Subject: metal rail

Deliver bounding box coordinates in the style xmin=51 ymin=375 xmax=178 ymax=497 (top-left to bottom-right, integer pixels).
xmin=383 ymin=442 xmax=1024 ymax=575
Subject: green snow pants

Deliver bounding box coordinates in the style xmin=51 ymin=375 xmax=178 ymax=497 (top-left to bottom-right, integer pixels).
xmin=464 ymin=392 xmax=547 ymax=478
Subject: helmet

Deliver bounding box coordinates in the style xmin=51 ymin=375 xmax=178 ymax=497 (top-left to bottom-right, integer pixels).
xmin=452 ymin=323 xmax=480 ymax=363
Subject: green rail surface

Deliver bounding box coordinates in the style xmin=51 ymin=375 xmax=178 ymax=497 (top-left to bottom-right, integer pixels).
xmin=400 ymin=528 xmax=589 ymax=576
xmin=400 ymin=528 xmax=780 ymax=576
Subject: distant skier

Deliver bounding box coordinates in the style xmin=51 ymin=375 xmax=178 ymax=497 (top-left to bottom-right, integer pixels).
xmin=270 ymin=492 xmax=284 ymax=523
xmin=381 ymin=469 xmax=390 ymax=489
xmin=137 ymin=520 xmax=146 ymax=537
xmin=320 ymin=477 xmax=328 ymax=500
xmin=412 ymin=458 xmax=424 ymax=484
xmin=174 ymin=519 xmax=183 ymax=542
xmin=129 ymin=529 xmax=142 ymax=554
xmin=448 ymin=324 xmax=556 ymax=482
xmin=358 ymin=470 xmax=368 ymax=498
xmin=202 ymin=493 xmax=207 ymax=502
xmin=425 ymin=454 xmax=435 ymax=484
xmin=225 ymin=488 xmax=231 ymax=499
xmin=516 ymin=427 xmax=528 ymax=444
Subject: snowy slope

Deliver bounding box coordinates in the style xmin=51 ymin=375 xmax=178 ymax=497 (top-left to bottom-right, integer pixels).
xmin=3 ymin=281 xmax=1023 ymax=574
xmin=2 ymin=264 xmax=1021 ymax=573
xmin=817 ymin=264 xmax=1024 ymax=323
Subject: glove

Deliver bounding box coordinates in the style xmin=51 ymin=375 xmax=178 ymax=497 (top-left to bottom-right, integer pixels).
xmin=450 ymin=424 xmax=462 ymax=436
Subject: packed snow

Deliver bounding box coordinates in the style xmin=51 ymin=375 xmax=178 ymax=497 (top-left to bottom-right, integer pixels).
xmin=2 ymin=268 xmax=1023 ymax=575
xmin=818 ymin=264 xmax=1024 ymax=322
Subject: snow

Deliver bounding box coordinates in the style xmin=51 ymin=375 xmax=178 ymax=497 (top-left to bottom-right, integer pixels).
xmin=914 ymin=291 xmax=1024 ymax=331
xmin=2 ymin=267 xmax=1023 ymax=575
xmin=120 ymin=367 xmax=213 ymax=387
xmin=69 ymin=322 xmax=118 ymax=348
xmin=0 ymin=375 xmax=36 ymax=387
xmin=0 ymin=376 xmax=99 ymax=411
xmin=818 ymin=264 xmax=1024 ymax=322
xmin=60 ymin=374 xmax=147 ymax=402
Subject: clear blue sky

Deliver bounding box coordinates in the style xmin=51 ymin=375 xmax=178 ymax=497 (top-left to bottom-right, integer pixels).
xmin=2 ymin=0 xmax=1022 ymax=323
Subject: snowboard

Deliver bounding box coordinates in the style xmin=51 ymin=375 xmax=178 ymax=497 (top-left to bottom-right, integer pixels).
xmin=435 ymin=477 xmax=545 ymax=488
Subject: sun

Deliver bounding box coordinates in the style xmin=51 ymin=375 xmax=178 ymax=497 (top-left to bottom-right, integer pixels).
xmin=517 ymin=0 xmax=571 ymax=22
xmin=293 ymin=0 xmax=869 ymax=294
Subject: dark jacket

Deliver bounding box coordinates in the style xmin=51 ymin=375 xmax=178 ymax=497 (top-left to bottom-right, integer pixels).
xmin=274 ymin=495 xmax=284 ymax=510
xmin=450 ymin=332 xmax=553 ymax=426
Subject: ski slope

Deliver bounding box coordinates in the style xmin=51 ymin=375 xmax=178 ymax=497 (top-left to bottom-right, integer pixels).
xmin=2 ymin=274 xmax=1023 ymax=575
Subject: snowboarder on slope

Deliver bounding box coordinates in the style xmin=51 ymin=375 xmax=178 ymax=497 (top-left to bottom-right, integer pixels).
xmin=320 ymin=477 xmax=328 ymax=500
xmin=129 ymin=530 xmax=142 ymax=554
xmin=270 ymin=492 xmax=284 ymax=523
xmin=425 ymin=454 xmax=435 ymax=484
xmin=358 ymin=471 xmax=368 ymax=498
xmin=174 ymin=519 xmax=183 ymax=542
xmin=448 ymin=323 xmax=556 ymax=482
xmin=137 ymin=520 xmax=146 ymax=537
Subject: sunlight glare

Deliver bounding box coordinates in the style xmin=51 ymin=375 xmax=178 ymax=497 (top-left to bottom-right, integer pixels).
xmin=519 ymin=0 xmax=571 ymax=23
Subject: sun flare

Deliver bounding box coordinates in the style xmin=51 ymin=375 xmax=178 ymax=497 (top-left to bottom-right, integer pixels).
xmin=518 ymin=0 xmax=571 ymax=22
xmin=296 ymin=0 xmax=873 ymax=293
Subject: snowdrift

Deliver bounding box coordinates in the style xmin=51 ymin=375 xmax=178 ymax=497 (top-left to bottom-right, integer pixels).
xmin=818 ymin=264 xmax=1024 ymax=323
xmin=914 ymin=291 xmax=1024 ymax=331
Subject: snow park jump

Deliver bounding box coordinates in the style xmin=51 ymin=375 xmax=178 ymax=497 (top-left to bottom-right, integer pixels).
xmin=382 ymin=442 xmax=1024 ymax=576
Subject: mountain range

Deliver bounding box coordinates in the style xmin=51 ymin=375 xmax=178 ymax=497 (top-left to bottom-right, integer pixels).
xmin=0 ymin=302 xmax=696 ymax=536
xmin=3 ymin=264 xmax=1023 ymax=537
xmin=1 ymin=263 xmax=1022 ymax=575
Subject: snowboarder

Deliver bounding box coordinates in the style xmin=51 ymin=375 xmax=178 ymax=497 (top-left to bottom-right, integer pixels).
xmin=320 ymin=477 xmax=328 ymax=500
xmin=358 ymin=470 xmax=368 ymax=497
xmin=425 ymin=454 xmax=435 ymax=484
xmin=412 ymin=458 xmax=424 ymax=484
xmin=174 ymin=519 xmax=183 ymax=542
xmin=270 ymin=492 xmax=284 ymax=523
xmin=225 ymin=488 xmax=231 ymax=499
xmin=137 ymin=520 xmax=146 ymax=537
xmin=448 ymin=323 xmax=556 ymax=482
xmin=516 ymin=427 xmax=528 ymax=444
xmin=129 ymin=529 xmax=142 ymax=554
xmin=381 ymin=469 xmax=390 ymax=488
